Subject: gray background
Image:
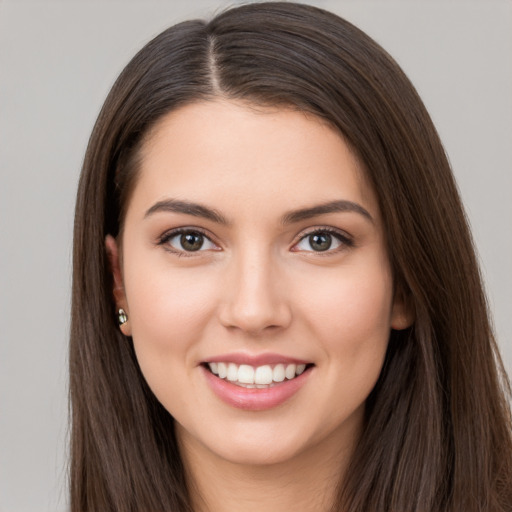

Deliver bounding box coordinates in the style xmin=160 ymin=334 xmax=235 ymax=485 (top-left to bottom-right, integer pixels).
xmin=0 ymin=1 xmax=510 ymax=511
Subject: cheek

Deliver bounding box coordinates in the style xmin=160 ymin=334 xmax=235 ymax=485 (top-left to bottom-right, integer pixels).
xmin=298 ymin=257 xmax=393 ymax=363
xmin=129 ymin=270 xmax=215 ymax=337
xmin=305 ymin=260 xmax=393 ymax=421
xmin=122 ymin=256 xmax=219 ymax=387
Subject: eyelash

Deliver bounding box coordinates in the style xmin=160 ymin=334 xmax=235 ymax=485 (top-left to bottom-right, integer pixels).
xmin=157 ymin=227 xmax=218 ymax=257
xmin=293 ymin=227 xmax=354 ymax=254
xmin=157 ymin=226 xmax=354 ymax=256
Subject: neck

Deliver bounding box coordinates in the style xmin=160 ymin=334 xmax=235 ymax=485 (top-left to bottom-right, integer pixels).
xmin=178 ymin=425 xmax=357 ymax=512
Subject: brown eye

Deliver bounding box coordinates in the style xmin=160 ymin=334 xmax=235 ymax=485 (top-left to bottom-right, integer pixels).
xmin=180 ymin=232 xmax=204 ymax=251
xmin=293 ymin=229 xmax=352 ymax=253
xmin=162 ymin=230 xmax=217 ymax=253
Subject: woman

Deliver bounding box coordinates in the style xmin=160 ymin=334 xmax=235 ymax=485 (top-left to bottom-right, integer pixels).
xmin=70 ymin=2 xmax=512 ymax=511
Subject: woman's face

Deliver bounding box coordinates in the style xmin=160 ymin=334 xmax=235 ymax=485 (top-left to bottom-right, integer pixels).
xmin=108 ymin=100 xmax=410 ymax=467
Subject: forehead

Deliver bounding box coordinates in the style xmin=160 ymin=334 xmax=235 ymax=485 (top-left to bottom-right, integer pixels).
xmin=128 ymin=99 xmax=378 ymax=222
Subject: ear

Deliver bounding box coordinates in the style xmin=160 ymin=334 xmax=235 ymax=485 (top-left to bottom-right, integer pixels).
xmin=390 ymin=286 xmax=415 ymax=331
xmin=105 ymin=234 xmax=132 ymax=336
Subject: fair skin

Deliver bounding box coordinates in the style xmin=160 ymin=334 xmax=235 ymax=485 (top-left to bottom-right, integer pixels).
xmin=106 ymin=99 xmax=411 ymax=512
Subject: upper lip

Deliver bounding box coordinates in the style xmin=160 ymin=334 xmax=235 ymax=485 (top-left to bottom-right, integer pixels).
xmin=203 ymin=352 xmax=312 ymax=367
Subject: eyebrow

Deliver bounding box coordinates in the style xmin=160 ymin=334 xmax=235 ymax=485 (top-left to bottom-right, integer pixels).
xmin=144 ymin=198 xmax=373 ymax=225
xmin=144 ymin=199 xmax=229 ymax=225
xmin=281 ymin=200 xmax=374 ymax=225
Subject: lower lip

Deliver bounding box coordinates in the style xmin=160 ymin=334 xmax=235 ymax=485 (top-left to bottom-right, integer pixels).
xmin=201 ymin=365 xmax=312 ymax=411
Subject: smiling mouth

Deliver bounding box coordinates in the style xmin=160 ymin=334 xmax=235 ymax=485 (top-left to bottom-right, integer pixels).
xmin=203 ymin=362 xmax=314 ymax=388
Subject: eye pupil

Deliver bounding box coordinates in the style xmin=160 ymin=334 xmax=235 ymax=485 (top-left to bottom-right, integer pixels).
xmin=181 ymin=232 xmax=204 ymax=251
xmin=309 ymin=233 xmax=331 ymax=251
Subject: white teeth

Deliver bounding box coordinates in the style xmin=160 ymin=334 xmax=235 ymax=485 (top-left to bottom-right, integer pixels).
xmin=217 ymin=362 xmax=227 ymax=379
xmin=285 ymin=364 xmax=296 ymax=380
xmin=227 ymin=363 xmax=238 ymax=382
xmin=273 ymin=364 xmax=285 ymax=382
xmin=207 ymin=361 xmax=309 ymax=386
xmin=254 ymin=365 xmax=273 ymax=385
xmin=238 ymin=364 xmax=255 ymax=384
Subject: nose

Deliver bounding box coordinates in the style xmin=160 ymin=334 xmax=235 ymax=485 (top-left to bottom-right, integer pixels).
xmin=218 ymin=247 xmax=292 ymax=335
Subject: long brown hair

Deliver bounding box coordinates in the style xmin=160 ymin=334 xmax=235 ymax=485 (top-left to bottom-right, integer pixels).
xmin=70 ymin=3 xmax=512 ymax=510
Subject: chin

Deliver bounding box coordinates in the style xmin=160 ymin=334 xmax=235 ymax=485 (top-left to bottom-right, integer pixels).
xmin=177 ymin=418 xmax=314 ymax=467
xmin=214 ymin=439 xmax=305 ymax=467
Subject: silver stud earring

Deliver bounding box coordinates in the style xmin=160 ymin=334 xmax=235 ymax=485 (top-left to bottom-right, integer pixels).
xmin=117 ymin=308 xmax=128 ymax=326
